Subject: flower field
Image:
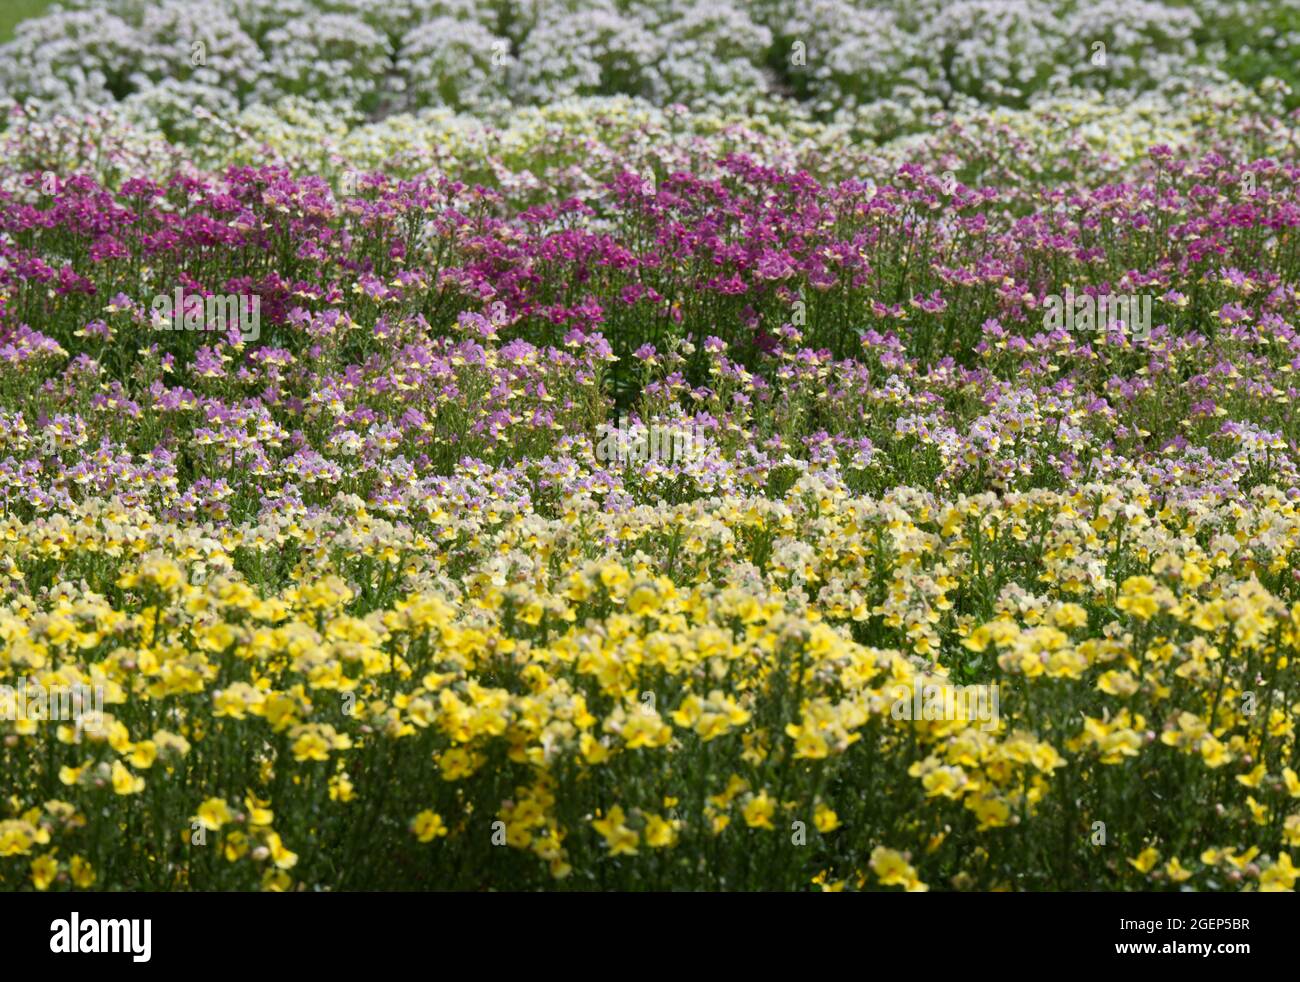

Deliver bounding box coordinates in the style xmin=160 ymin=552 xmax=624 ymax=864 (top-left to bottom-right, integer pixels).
xmin=3 ymin=2 xmax=1300 ymax=894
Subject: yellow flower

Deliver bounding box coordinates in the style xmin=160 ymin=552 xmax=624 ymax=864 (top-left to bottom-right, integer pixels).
xmin=1199 ymin=736 xmax=1231 ymax=768
xmin=870 ymin=846 xmax=927 ymax=891
xmin=622 ymin=712 xmax=671 ymax=749
xmin=411 ymin=810 xmax=448 ymax=842
xmin=787 ymin=725 xmax=830 ymax=760
xmin=1260 ymin=853 xmax=1298 ymax=892
xmin=110 ymin=760 xmax=144 ymax=795
xmin=870 ymin=847 xmax=911 ymax=886
xmin=438 ymin=747 xmax=479 ymax=780
xmin=1116 ymin=576 xmax=1160 ymax=620
xmin=261 ymin=869 xmax=293 ymax=892
xmin=244 ymin=794 xmax=274 ymax=827
xmin=1284 ymin=815 xmax=1300 ymax=847
xmin=1224 ymin=847 xmax=1259 ymax=870
xmin=1283 ymin=768 xmax=1300 ymax=798
xmin=1236 ymin=763 xmax=1267 ymax=788
xmin=265 ymin=832 xmax=299 ymax=869
xmin=579 ymin=732 xmax=611 ymax=764
xmin=741 ymin=791 xmax=776 ymax=830
xmin=1050 ymin=603 xmax=1088 ymax=628
xmin=224 ymin=831 xmax=250 ymax=862
xmin=0 ymin=819 xmax=48 ymax=857
xmin=69 ymin=855 xmax=96 ymax=888
xmin=31 ymin=853 xmax=58 ymax=890
xmin=1246 ymin=796 xmax=1269 ymax=826
xmin=1128 ymin=847 xmax=1159 ymax=874
xmin=598 ymin=563 xmax=630 ymax=593
xmin=591 ymin=806 xmax=638 ymax=856
xmin=644 ymin=814 xmax=679 ymax=848
xmin=128 ymin=741 xmax=158 ymax=769
xmin=291 ymin=729 xmax=331 ymax=762
xmin=967 ymin=794 xmax=1012 ymax=831
xmin=1096 ymin=671 xmax=1138 ymax=697
xmin=193 ymin=798 xmax=233 ymax=831
xmin=627 ymin=583 xmax=659 ymax=615
xmin=1165 ymin=857 xmax=1192 ymax=883
xmin=813 ymin=803 xmax=840 ymax=833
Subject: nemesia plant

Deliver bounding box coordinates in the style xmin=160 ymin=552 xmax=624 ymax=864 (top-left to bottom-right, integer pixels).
xmin=1 ymin=0 xmax=1300 ymax=894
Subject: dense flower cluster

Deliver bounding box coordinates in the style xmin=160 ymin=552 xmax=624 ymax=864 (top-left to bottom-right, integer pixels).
xmin=4 ymin=0 xmax=1300 ymax=132
xmin=3 ymin=3 xmax=1300 ymax=893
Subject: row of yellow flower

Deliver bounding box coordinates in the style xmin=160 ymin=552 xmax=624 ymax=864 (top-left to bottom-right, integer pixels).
xmin=1 ymin=476 xmax=1298 ymax=889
